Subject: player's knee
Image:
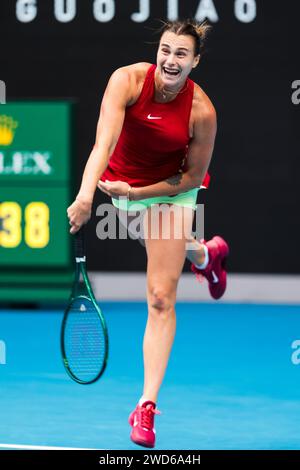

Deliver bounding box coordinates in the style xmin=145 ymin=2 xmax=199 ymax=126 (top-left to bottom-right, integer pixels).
xmin=148 ymin=284 xmax=176 ymax=315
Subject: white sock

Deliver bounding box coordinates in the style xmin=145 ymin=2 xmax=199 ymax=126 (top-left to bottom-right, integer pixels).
xmin=194 ymin=244 xmax=209 ymax=270
xmin=139 ymin=396 xmax=155 ymax=406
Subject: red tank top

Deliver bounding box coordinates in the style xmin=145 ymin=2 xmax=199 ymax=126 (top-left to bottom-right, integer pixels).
xmin=101 ymin=64 xmax=210 ymax=188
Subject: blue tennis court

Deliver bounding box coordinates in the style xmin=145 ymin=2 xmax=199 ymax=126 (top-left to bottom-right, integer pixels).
xmin=1 ymin=301 xmax=300 ymax=450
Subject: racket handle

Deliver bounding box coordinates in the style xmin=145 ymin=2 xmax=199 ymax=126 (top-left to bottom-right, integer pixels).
xmin=74 ymin=227 xmax=85 ymax=259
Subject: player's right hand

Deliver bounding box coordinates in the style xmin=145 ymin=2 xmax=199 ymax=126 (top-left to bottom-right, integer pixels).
xmin=67 ymin=198 xmax=92 ymax=234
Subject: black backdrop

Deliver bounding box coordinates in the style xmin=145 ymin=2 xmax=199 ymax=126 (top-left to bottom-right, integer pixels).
xmin=1 ymin=0 xmax=299 ymax=273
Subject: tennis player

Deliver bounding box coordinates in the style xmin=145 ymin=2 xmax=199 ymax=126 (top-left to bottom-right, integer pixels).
xmin=67 ymin=19 xmax=229 ymax=448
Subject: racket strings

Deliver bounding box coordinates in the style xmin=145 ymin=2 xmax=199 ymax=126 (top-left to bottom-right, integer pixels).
xmin=64 ymin=298 xmax=106 ymax=382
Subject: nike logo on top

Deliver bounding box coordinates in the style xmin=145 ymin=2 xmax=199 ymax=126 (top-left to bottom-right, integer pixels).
xmin=147 ymin=114 xmax=162 ymax=120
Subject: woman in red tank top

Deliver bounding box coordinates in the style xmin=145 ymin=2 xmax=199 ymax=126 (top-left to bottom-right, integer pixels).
xmin=67 ymin=19 xmax=229 ymax=448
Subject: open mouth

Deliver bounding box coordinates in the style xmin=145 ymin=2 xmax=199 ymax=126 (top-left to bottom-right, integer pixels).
xmin=162 ymin=67 xmax=180 ymax=78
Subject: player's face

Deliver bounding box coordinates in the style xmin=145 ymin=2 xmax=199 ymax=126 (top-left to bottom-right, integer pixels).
xmin=156 ymin=32 xmax=200 ymax=89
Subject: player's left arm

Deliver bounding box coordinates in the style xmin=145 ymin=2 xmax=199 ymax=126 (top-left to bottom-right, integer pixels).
xmin=182 ymin=101 xmax=217 ymax=187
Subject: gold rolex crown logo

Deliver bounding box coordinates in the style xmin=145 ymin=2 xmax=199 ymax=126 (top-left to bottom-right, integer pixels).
xmin=0 ymin=115 xmax=18 ymax=146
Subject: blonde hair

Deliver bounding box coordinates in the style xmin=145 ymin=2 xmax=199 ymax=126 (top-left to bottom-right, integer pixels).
xmin=159 ymin=19 xmax=211 ymax=56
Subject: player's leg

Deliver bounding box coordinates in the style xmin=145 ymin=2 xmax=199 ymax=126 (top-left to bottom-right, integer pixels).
xmin=129 ymin=204 xmax=194 ymax=448
xmin=142 ymin=205 xmax=194 ymax=402
xmin=115 ymin=207 xmax=146 ymax=247
xmin=185 ymin=236 xmax=207 ymax=266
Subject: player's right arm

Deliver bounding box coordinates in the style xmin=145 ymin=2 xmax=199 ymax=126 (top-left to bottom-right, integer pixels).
xmin=67 ymin=67 xmax=134 ymax=234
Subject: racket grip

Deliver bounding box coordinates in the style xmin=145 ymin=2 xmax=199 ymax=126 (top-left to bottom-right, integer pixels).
xmin=74 ymin=227 xmax=85 ymax=259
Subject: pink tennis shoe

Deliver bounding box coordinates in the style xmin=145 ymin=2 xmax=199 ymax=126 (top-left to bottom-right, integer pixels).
xmin=128 ymin=400 xmax=161 ymax=448
xmin=191 ymin=236 xmax=229 ymax=300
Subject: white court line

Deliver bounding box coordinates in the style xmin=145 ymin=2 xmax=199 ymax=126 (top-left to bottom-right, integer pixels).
xmin=0 ymin=443 xmax=100 ymax=450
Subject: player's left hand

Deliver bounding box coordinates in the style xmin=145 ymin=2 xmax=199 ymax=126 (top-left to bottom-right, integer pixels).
xmin=97 ymin=179 xmax=130 ymax=198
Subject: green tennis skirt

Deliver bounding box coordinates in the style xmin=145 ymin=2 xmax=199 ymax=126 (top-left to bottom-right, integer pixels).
xmin=112 ymin=188 xmax=200 ymax=212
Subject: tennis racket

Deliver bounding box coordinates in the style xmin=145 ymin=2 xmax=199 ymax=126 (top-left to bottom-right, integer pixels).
xmin=61 ymin=227 xmax=108 ymax=384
